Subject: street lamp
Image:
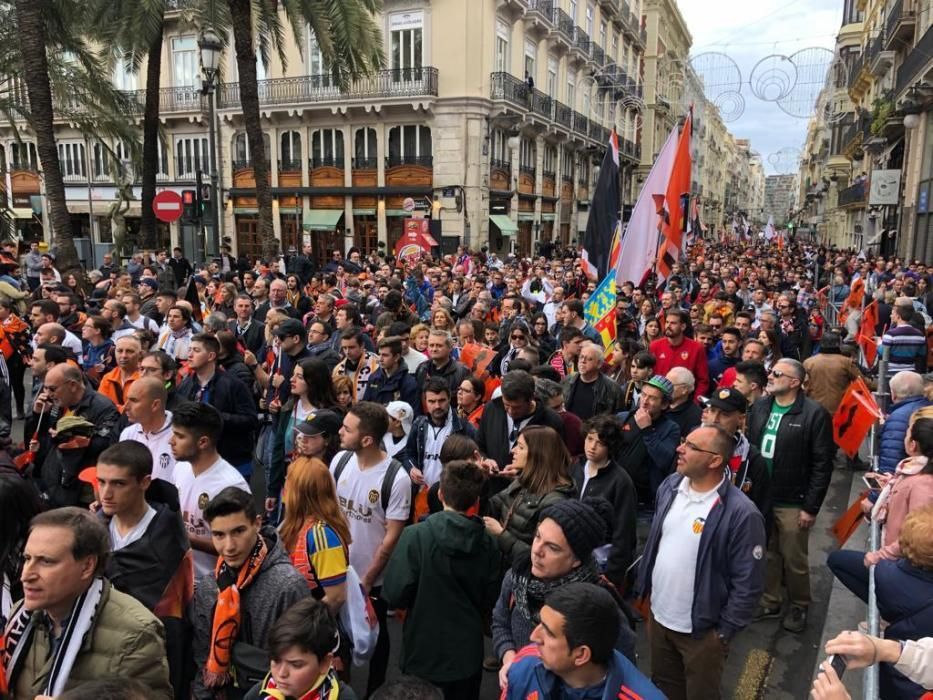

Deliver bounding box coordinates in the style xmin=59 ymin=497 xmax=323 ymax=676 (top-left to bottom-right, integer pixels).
xmin=199 ymin=27 xmax=223 ymax=257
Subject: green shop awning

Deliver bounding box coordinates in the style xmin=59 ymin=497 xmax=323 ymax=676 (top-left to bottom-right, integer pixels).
xmin=303 ymin=209 xmax=344 ymax=231
xmin=490 ymin=214 xmax=517 ymax=235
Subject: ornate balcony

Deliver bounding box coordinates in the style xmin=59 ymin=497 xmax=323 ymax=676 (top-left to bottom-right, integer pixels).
xmin=216 ymin=67 xmax=439 ymax=110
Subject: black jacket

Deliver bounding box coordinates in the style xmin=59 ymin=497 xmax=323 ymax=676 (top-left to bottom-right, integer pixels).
xmin=477 ymin=397 xmax=566 ymax=471
xmin=571 ymin=458 xmax=637 ymax=588
xmin=362 ymin=365 xmax=421 ymax=411
xmin=563 ymin=373 xmax=625 ymax=419
xmin=307 ymin=341 xmax=341 ymax=373
xmin=254 ymin=301 xmax=298 ymax=323
xmin=668 ymin=399 xmax=703 ymax=439
xmin=38 ymin=389 xmax=120 ymax=507
xmin=746 ymin=392 xmax=834 ymax=515
xmin=414 ymin=358 xmax=471 ymax=408
xmin=285 ymin=253 xmax=316 ymax=284
xmin=399 ymin=412 xmax=477 ymax=473
xmin=176 ymin=369 xmax=259 ymax=466
xmin=219 ymin=352 xmax=255 ymax=396
xmin=729 ymin=434 xmax=774 ymax=537
xmin=227 ymin=318 xmax=265 ymax=356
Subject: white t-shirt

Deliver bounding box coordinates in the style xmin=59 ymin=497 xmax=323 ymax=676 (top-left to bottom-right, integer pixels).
xmin=650 ymin=477 xmax=723 ymax=633
xmin=422 ymin=420 xmax=452 ymax=487
xmin=174 ymin=457 xmax=251 ymax=577
xmin=330 ymin=451 xmax=412 ymax=588
xmin=128 ymin=314 xmax=160 ymax=333
xmin=109 ymin=506 xmax=157 ymax=551
xmin=120 ymin=412 xmax=176 ymax=484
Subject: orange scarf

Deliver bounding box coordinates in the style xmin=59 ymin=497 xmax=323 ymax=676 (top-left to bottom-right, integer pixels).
xmin=203 ymin=535 xmax=269 ymax=687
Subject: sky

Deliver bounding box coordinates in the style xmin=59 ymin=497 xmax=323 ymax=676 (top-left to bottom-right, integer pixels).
xmin=677 ymin=0 xmax=843 ymax=175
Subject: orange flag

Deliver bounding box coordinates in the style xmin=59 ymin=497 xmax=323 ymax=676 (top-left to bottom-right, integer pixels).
xmin=657 ymin=112 xmax=692 ymax=281
xmin=832 ymin=377 xmax=882 ymax=458
xmin=858 ymin=300 xmax=879 ymax=366
xmin=831 ymin=490 xmax=869 ymax=546
xmin=459 ymin=343 xmax=496 ymax=380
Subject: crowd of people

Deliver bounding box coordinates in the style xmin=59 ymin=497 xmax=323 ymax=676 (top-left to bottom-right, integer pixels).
xmin=0 ymin=235 xmax=930 ymax=700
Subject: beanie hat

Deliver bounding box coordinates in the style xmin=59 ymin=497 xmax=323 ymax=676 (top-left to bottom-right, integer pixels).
xmin=540 ymin=498 xmax=613 ymax=563
xmin=646 ymin=374 xmax=674 ymax=400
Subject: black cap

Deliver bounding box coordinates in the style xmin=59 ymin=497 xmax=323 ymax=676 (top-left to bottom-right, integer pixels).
xmin=707 ymin=387 xmax=748 ymax=414
xmin=273 ymin=318 xmax=306 ymax=339
xmin=295 ymin=410 xmax=343 ymax=437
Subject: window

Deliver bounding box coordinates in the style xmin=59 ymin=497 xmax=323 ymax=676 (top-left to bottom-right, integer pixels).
xmin=519 ymin=137 xmax=536 ymax=172
xmin=113 ymin=59 xmax=135 ymax=91
xmin=491 ymin=129 xmax=510 ymax=165
xmin=612 ymin=32 xmax=619 ymax=63
xmin=578 ymin=157 xmax=589 ymax=185
xmin=171 ymin=36 xmax=198 ymax=87
xmin=354 ymin=128 xmax=377 ymax=168
xmin=569 ymin=0 xmax=577 ymax=22
xmin=236 ymin=53 xmax=267 ymax=83
xmin=561 ymin=146 xmax=574 ymax=180
xmin=585 ymin=3 xmax=594 ymax=36
xmin=495 ymin=20 xmax=510 ymax=73
xmin=92 ymin=142 xmax=111 ymax=179
xmin=155 ymin=137 xmax=168 ymax=177
xmin=567 ymin=69 xmax=576 ymax=108
xmin=57 ymin=142 xmax=86 ymax=178
xmin=176 ymin=136 xmax=210 ymax=178
xmin=232 ymin=132 xmax=271 ymax=166
xmin=599 ymin=20 xmax=607 ymax=51
xmin=524 ymin=39 xmax=536 ymax=83
xmin=280 ymin=131 xmax=302 ymax=169
xmin=547 ymin=56 xmax=558 ymax=97
xmin=308 ymin=31 xmax=332 ymax=87
xmin=543 ymin=146 xmax=557 ymax=175
xmin=11 ymin=142 xmax=38 ymax=170
xmin=387 ymin=125 xmax=432 ymax=165
xmin=582 ymin=88 xmax=590 ymax=118
xmin=311 ymin=129 xmax=345 ymax=167
xmin=390 ymin=11 xmax=423 ymax=80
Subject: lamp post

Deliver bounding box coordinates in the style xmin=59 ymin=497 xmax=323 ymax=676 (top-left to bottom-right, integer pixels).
xmin=199 ymin=27 xmax=223 ymax=257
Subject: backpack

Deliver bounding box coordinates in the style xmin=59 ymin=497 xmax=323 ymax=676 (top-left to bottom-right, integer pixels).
xmin=332 ymin=451 xmax=404 ymax=513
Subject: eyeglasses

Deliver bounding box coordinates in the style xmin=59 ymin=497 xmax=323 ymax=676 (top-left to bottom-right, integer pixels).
xmin=680 ymin=438 xmax=720 ymax=457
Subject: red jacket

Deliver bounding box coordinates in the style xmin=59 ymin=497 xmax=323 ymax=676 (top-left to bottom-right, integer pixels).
xmin=649 ymin=336 xmax=710 ymax=397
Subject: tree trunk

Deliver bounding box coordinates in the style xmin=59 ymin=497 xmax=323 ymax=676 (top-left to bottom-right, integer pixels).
xmin=229 ymin=0 xmax=277 ymax=262
xmin=14 ymin=0 xmax=80 ymax=275
xmin=138 ymin=23 xmax=164 ymax=251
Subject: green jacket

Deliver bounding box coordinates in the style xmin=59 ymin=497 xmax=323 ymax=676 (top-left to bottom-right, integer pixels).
xmin=489 ymin=481 xmax=577 ymax=564
xmin=382 ymin=510 xmax=501 ymax=683
xmin=9 ymin=580 xmax=172 ymax=699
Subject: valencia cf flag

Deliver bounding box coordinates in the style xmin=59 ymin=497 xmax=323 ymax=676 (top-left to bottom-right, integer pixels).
xmin=581 ymin=130 xmax=621 ymax=281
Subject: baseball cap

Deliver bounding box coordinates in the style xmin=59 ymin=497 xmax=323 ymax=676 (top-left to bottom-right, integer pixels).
xmin=385 ymin=401 xmax=414 ymax=434
xmin=295 ymin=410 xmax=343 ymax=438
xmin=645 ymin=375 xmax=674 ymax=400
xmin=706 ymin=387 xmax=748 ymax=414
xmin=273 ymin=318 xmax=306 ymax=339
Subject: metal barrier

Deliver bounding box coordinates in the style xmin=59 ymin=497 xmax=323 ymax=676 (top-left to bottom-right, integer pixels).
xmin=864 ymin=344 xmax=890 ymax=700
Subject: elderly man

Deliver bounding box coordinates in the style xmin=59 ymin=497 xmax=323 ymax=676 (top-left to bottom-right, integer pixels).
xmin=746 ymin=358 xmax=834 ymax=633
xmin=563 ymin=342 xmax=624 ymax=421
xmin=878 ymin=371 xmax=930 ymax=474
xmin=255 ymin=278 xmax=296 ymax=322
xmin=666 ymin=367 xmax=702 ymax=437
xmin=7 ymin=508 xmax=172 ymax=698
xmin=414 ymin=329 xmax=471 ymax=407
xmin=98 ymin=335 xmax=142 ymax=413
xmin=34 ymin=363 xmax=120 ymax=507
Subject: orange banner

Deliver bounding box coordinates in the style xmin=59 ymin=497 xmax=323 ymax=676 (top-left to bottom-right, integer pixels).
xmin=858 ymin=300 xmax=879 ymax=366
xmin=831 ymin=490 xmax=869 ymax=546
xmin=460 ymin=343 xmax=496 ymax=380
xmin=832 ymin=378 xmax=881 ymax=458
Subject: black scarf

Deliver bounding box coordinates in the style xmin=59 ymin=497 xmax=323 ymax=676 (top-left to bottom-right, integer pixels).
xmin=511 ymin=556 xmax=599 ymax=624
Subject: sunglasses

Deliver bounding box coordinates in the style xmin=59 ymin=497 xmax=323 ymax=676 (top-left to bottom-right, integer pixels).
xmin=769 ymin=369 xmax=789 ymax=378
xmin=511 ymin=334 xmax=526 ymax=341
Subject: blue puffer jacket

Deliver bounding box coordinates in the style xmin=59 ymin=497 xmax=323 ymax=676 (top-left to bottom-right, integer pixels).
xmin=879 ymin=396 xmax=931 ymax=473
xmin=876 ymin=559 xmax=933 ymax=699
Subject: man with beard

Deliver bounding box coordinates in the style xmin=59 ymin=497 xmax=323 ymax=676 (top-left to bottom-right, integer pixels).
xmin=650 ymin=309 xmax=710 ymax=398
xmin=228 ymin=294 xmax=265 ymax=355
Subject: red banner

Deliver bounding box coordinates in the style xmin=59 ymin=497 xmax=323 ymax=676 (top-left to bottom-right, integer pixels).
xmin=831 ymin=490 xmax=869 ymax=546
xmin=858 ymin=300 xmax=879 ymax=366
xmin=832 ymin=378 xmax=881 ymax=458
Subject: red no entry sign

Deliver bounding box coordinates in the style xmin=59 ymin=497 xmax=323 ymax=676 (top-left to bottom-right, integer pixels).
xmin=152 ymin=190 xmax=184 ymax=223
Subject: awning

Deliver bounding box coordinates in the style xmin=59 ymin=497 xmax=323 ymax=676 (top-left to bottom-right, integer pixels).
xmin=10 ymin=208 xmax=35 ymax=220
xmin=490 ymin=214 xmax=517 ymax=235
xmin=303 ymin=209 xmax=344 ymax=231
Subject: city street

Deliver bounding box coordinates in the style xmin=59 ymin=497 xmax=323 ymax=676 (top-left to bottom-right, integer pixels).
xmin=348 ymin=459 xmax=861 ymax=700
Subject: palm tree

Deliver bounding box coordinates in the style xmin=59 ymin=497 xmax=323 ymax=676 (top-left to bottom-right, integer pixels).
xmin=8 ymin=0 xmax=142 ymax=276
xmin=223 ymin=0 xmax=384 ymax=261
xmin=89 ymin=0 xmax=173 ymax=250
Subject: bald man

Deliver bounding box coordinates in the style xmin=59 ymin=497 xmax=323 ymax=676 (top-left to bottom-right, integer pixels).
xmin=36 ymin=363 xmax=119 ymax=507
xmin=34 ymin=321 xmax=83 ymax=361
xmin=121 ymin=376 xmax=176 ymax=484
xmin=98 ymin=335 xmax=143 ymax=412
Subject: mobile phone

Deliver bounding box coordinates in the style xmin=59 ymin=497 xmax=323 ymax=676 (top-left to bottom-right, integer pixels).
xmin=863 ymin=473 xmax=883 ymax=490
xmin=827 ymin=654 xmax=847 ymax=679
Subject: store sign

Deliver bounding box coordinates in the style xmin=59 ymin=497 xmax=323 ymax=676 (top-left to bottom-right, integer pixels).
xmin=869 ymin=170 xmax=901 ymax=206
xmin=389 ymin=11 xmax=423 ymax=30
